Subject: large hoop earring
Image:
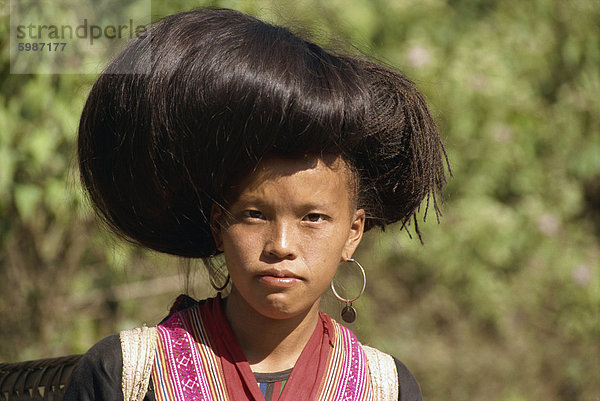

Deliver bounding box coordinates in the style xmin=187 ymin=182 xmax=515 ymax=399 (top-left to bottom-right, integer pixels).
xmin=210 ymin=274 xmax=230 ymax=291
xmin=330 ymin=258 xmax=366 ymax=323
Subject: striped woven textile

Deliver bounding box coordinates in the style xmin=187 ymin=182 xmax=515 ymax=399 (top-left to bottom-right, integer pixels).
xmin=316 ymin=321 xmax=372 ymax=401
xmin=151 ymin=303 xmax=372 ymax=401
xmin=152 ymin=305 xmax=227 ymax=401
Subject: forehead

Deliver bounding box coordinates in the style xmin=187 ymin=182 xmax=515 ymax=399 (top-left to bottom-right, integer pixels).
xmin=226 ymin=155 xmax=356 ymax=204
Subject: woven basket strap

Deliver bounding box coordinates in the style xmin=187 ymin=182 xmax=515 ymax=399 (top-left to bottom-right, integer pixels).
xmin=362 ymin=345 xmax=399 ymax=401
xmin=120 ymin=326 xmax=158 ymax=401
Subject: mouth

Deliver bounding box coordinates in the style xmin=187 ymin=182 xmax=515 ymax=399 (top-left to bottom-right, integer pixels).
xmin=257 ymin=269 xmax=303 ymax=288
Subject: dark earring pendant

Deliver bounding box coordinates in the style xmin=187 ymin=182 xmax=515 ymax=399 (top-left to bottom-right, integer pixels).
xmin=341 ymin=303 xmax=357 ymax=323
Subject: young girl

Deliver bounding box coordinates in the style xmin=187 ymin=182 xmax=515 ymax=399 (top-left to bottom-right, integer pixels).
xmin=65 ymin=8 xmax=448 ymax=401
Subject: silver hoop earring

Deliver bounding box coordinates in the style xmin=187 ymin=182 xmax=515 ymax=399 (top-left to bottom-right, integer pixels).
xmin=330 ymin=258 xmax=366 ymax=323
xmin=210 ymin=274 xmax=230 ymax=291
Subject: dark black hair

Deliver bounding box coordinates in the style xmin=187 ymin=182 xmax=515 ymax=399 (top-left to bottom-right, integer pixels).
xmin=78 ymin=8 xmax=449 ymax=258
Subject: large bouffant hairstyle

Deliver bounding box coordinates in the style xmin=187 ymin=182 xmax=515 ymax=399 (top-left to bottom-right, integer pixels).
xmin=78 ymin=8 xmax=449 ymax=258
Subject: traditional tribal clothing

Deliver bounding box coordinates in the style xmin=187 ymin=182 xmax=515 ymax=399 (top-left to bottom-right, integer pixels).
xmin=254 ymin=369 xmax=291 ymax=400
xmin=64 ymin=296 xmax=423 ymax=401
xmin=152 ymin=296 xmax=372 ymax=401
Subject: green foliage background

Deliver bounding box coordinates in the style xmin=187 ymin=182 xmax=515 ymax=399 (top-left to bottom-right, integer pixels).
xmin=1 ymin=0 xmax=599 ymax=400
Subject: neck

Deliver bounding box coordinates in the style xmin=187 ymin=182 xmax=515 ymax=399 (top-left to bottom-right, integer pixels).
xmin=224 ymin=289 xmax=320 ymax=373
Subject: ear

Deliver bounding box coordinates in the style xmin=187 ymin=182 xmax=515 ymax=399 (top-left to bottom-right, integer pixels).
xmin=210 ymin=203 xmax=224 ymax=251
xmin=342 ymin=208 xmax=365 ymax=261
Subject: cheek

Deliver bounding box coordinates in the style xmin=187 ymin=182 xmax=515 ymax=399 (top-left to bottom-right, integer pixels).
xmin=304 ymin=230 xmax=348 ymax=268
xmin=222 ymin=225 xmax=262 ymax=262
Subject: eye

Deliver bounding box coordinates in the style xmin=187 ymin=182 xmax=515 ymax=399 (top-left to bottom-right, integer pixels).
xmin=303 ymin=213 xmax=324 ymax=223
xmin=243 ymin=210 xmax=264 ymax=219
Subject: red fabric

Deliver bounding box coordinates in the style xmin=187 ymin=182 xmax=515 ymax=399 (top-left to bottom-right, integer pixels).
xmin=168 ymin=294 xmax=189 ymax=315
xmin=272 ymin=382 xmax=282 ymax=401
xmin=280 ymin=314 xmax=333 ymax=400
xmin=199 ymin=296 xmax=333 ymax=401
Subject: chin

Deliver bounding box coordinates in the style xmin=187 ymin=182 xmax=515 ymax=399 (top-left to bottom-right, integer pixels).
xmin=258 ymin=294 xmax=314 ymax=321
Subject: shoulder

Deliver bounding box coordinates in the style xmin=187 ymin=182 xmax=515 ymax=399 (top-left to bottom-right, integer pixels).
xmin=324 ymin=316 xmax=423 ymax=401
xmin=362 ymin=345 xmax=422 ymax=401
xmin=392 ymin=356 xmax=423 ymax=401
xmin=64 ymin=334 xmax=124 ymax=401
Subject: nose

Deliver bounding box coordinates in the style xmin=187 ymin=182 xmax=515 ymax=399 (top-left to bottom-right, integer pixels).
xmin=263 ymin=221 xmax=297 ymax=261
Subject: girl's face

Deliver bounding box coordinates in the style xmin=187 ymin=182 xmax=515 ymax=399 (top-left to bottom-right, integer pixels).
xmin=211 ymin=155 xmax=365 ymax=321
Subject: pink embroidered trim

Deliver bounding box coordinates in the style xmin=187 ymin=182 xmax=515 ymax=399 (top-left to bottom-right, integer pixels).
xmin=321 ymin=320 xmax=372 ymax=401
xmin=153 ymin=308 xmax=225 ymax=401
xmin=152 ymin=303 xmax=372 ymax=401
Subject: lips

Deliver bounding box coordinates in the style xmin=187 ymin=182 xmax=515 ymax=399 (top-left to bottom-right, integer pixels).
xmin=257 ymin=269 xmax=303 ymax=287
xmin=258 ymin=268 xmax=301 ymax=279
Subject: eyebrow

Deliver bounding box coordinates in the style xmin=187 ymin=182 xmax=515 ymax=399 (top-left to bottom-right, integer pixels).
xmin=233 ymin=196 xmax=338 ymax=212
